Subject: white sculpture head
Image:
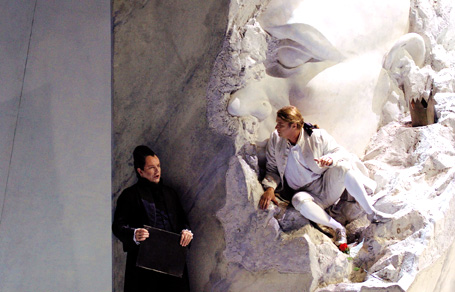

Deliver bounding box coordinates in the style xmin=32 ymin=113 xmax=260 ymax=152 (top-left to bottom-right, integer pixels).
xmin=228 ymin=0 xmax=416 ymax=155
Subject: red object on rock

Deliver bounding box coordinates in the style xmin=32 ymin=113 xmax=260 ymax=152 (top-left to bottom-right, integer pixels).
xmin=339 ymin=243 xmax=348 ymax=252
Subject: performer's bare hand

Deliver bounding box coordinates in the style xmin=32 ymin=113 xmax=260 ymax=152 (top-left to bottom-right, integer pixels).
xmin=135 ymin=228 xmax=149 ymax=242
xmin=259 ymin=188 xmax=278 ymax=210
xmin=180 ymin=230 xmax=193 ymax=247
xmin=314 ymin=156 xmax=333 ymax=167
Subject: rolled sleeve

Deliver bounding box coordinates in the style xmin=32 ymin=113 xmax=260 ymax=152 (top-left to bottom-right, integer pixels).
xmin=262 ymin=131 xmax=281 ymax=190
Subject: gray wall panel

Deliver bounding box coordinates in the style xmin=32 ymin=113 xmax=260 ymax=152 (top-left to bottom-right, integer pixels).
xmin=0 ymin=0 xmax=112 ymax=291
xmin=0 ymin=0 xmax=36 ymax=220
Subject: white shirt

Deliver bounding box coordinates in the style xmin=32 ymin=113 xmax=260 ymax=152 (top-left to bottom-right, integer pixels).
xmin=284 ymin=142 xmax=321 ymax=190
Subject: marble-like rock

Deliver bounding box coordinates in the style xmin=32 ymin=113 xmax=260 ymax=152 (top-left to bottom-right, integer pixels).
xmin=316 ymin=93 xmax=455 ymax=291
xmin=210 ymin=0 xmax=455 ymax=291
xmin=225 ymin=0 xmax=411 ymax=155
xmin=217 ymin=99 xmax=455 ymax=291
xmin=218 ymin=155 xmax=352 ymax=290
xmin=112 ymin=0 xmax=455 ymax=291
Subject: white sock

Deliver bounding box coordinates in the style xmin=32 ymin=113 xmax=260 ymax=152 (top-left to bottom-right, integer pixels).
xmin=295 ymin=200 xmax=342 ymax=230
xmin=344 ymin=170 xmax=375 ymax=215
xmin=329 ymin=217 xmax=344 ymax=230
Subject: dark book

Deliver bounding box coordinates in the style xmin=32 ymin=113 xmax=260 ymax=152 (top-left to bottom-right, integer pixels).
xmin=136 ymin=226 xmax=187 ymax=278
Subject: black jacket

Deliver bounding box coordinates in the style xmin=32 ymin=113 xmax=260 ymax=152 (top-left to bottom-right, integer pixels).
xmin=112 ymin=178 xmax=189 ymax=252
xmin=112 ymin=178 xmax=190 ymax=292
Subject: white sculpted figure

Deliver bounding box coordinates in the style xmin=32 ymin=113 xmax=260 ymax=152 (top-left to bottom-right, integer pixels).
xmin=228 ymin=0 xmax=418 ymax=155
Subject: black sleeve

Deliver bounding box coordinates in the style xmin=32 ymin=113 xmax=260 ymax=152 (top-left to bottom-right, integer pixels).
xmin=112 ymin=189 xmax=137 ymax=252
xmin=166 ymin=187 xmax=190 ymax=232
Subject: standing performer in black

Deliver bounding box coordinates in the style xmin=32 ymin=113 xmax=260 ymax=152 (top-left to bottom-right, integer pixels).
xmin=113 ymin=145 xmax=193 ymax=292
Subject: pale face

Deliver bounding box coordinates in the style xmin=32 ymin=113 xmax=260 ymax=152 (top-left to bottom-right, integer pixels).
xmin=275 ymin=117 xmax=298 ymax=141
xmin=137 ymin=155 xmax=161 ymax=184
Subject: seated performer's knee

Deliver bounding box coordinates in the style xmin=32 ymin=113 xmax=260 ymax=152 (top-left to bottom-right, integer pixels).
xmin=326 ymin=162 xmax=352 ymax=180
xmin=335 ymin=161 xmax=352 ymax=173
xmin=291 ymin=192 xmax=314 ymax=211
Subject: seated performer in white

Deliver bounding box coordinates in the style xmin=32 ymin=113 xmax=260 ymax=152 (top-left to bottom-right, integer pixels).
xmin=259 ymin=106 xmax=393 ymax=245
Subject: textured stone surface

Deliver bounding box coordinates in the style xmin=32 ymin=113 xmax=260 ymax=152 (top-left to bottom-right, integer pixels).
xmin=316 ymin=100 xmax=455 ymax=291
xmin=226 ymin=0 xmax=411 ymax=155
xmin=113 ymin=0 xmax=455 ymax=291
xmin=210 ymin=0 xmax=455 ymax=291
xmin=112 ymin=1 xmax=231 ymax=291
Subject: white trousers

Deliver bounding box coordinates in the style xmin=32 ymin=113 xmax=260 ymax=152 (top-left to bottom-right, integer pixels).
xmin=291 ymin=163 xmax=375 ymax=229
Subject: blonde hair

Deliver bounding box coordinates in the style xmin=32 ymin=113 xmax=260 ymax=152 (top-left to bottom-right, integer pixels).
xmin=277 ymin=106 xmax=304 ymax=129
